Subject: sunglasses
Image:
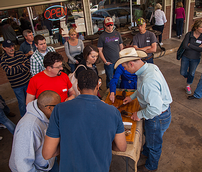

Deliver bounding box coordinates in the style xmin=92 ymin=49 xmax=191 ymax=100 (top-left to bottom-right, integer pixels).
xmin=106 ymin=24 xmax=113 ymax=27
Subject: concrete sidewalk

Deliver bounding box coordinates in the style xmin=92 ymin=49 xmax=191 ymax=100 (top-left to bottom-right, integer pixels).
xmin=1 ymin=38 xmax=202 ymax=171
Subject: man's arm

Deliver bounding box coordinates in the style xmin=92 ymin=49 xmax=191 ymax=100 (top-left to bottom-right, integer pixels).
xmin=66 ymin=87 xmax=76 ymax=101
xmin=119 ymin=43 xmax=123 ymax=51
xmin=26 ymin=93 xmax=36 ymax=105
xmin=133 ymin=45 xmax=151 ymax=52
xmin=42 ymin=136 xmax=60 ymax=160
xmin=30 ymin=57 xmax=38 ymax=76
xmin=145 ymin=42 xmax=157 ymax=54
xmin=112 ymin=132 xmax=127 ymax=152
xmin=98 ymin=47 xmax=112 ymax=65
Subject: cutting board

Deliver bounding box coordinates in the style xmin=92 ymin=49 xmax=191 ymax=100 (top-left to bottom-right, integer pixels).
xmin=105 ymin=91 xmax=140 ymax=143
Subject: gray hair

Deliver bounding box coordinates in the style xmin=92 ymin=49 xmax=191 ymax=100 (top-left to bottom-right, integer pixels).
xmin=23 ymin=29 xmax=32 ymax=37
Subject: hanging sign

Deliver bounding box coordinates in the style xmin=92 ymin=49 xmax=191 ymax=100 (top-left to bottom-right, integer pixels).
xmin=44 ymin=5 xmax=67 ymax=21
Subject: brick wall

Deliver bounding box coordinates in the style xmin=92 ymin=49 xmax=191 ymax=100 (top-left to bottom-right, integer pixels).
xmin=162 ymin=6 xmax=171 ymax=40
xmin=189 ymin=2 xmax=202 ymax=31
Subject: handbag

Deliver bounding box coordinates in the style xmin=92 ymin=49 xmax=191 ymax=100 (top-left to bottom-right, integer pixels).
xmin=150 ymin=11 xmax=155 ymax=25
xmin=74 ymin=53 xmax=83 ymax=63
xmin=68 ymin=64 xmax=87 ymax=97
xmin=176 ymin=32 xmax=191 ymax=60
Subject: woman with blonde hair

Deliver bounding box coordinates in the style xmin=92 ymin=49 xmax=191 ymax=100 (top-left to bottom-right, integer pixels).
xmin=175 ymin=2 xmax=185 ymax=39
xmin=151 ymin=3 xmax=167 ymax=45
xmin=64 ymin=28 xmax=84 ymax=72
xmin=180 ymin=19 xmax=202 ymax=94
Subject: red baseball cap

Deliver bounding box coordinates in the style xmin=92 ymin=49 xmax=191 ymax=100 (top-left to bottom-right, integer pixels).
xmin=104 ymin=17 xmax=114 ymax=26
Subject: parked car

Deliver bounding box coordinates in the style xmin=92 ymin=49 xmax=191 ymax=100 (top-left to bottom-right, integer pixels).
xmin=91 ymin=8 xmax=131 ymax=30
xmin=90 ymin=5 xmax=98 ymax=13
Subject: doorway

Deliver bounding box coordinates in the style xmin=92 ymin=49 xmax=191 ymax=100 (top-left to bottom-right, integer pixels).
xmin=171 ymin=0 xmax=186 ymax=38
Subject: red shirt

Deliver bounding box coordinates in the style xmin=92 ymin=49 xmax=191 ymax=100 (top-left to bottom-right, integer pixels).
xmin=27 ymin=71 xmax=72 ymax=102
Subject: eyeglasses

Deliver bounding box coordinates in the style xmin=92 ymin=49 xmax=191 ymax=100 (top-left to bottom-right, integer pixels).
xmin=51 ymin=65 xmax=63 ymax=69
xmin=45 ymin=105 xmax=56 ymax=107
xmin=106 ymin=24 xmax=113 ymax=27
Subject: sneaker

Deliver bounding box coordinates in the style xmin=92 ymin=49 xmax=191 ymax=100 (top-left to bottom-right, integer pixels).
xmin=0 ymin=124 xmax=6 ymax=129
xmin=177 ymin=36 xmax=180 ymax=39
xmin=186 ymin=86 xmax=192 ymax=95
xmin=0 ymin=136 xmax=3 ymax=141
xmin=159 ymin=42 xmax=163 ymax=46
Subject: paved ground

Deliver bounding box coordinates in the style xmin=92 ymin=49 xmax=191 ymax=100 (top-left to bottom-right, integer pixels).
xmin=1 ymin=38 xmax=202 ymax=171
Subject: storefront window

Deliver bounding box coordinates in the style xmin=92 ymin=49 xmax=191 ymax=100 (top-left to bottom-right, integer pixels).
xmin=31 ymin=1 xmax=86 ymax=46
xmin=194 ymin=0 xmax=202 ymax=18
xmin=90 ymin=0 xmax=163 ymax=34
xmin=0 ymin=1 xmax=86 ymax=48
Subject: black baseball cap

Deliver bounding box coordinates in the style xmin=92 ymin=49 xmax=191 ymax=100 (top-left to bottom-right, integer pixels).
xmin=2 ymin=40 xmax=14 ymax=47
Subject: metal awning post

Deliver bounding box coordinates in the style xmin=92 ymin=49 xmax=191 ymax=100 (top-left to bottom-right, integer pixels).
xmin=130 ymin=0 xmax=133 ymax=26
xmin=27 ymin=7 xmax=36 ymax=35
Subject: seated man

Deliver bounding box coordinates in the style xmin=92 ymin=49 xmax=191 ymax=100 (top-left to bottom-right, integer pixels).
xmin=109 ymin=64 xmax=137 ymax=103
xmin=42 ymin=70 xmax=127 ymax=172
xmin=9 ymin=90 xmax=61 ymax=172
xmin=26 ymin=52 xmax=76 ymax=104
xmin=133 ymin=18 xmax=157 ymax=63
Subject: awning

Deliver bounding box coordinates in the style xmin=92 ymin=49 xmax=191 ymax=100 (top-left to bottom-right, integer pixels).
xmin=0 ymin=0 xmax=67 ymax=10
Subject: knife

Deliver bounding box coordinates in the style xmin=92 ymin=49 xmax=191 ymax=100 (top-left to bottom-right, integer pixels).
xmin=117 ymin=103 xmax=125 ymax=109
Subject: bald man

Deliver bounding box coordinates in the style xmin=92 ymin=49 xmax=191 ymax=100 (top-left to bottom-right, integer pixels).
xmin=9 ymin=90 xmax=61 ymax=172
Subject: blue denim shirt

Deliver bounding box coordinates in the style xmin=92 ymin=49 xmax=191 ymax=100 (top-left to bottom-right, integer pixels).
xmin=130 ymin=63 xmax=172 ymax=119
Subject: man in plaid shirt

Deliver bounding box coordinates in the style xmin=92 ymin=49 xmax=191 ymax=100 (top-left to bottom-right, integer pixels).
xmin=30 ymin=35 xmax=55 ymax=76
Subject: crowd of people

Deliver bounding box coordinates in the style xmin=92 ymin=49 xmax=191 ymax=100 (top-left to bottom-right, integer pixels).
xmin=0 ymin=13 xmax=202 ymax=171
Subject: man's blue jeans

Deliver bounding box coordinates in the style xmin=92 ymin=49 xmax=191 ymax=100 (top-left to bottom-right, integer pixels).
xmin=193 ymin=74 xmax=202 ymax=99
xmin=0 ymin=95 xmax=16 ymax=134
xmin=13 ymin=83 xmax=28 ymax=117
xmin=104 ymin=63 xmax=115 ymax=88
xmin=0 ymin=108 xmax=16 ymax=135
xmin=176 ymin=18 xmax=184 ymax=36
xmin=142 ymin=106 xmax=171 ymax=170
xmin=180 ymin=56 xmax=200 ymax=85
xmin=68 ymin=63 xmax=76 ymax=73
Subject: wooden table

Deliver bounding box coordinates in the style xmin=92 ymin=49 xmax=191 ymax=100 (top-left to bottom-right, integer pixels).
xmin=103 ymin=89 xmax=143 ymax=172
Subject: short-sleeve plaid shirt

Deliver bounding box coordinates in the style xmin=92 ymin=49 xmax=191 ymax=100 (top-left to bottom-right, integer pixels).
xmin=30 ymin=46 xmax=55 ymax=76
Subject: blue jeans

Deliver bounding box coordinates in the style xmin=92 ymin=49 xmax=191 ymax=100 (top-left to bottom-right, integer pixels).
xmin=0 ymin=108 xmax=16 ymax=134
xmin=193 ymin=74 xmax=202 ymax=99
xmin=104 ymin=63 xmax=115 ymax=88
xmin=152 ymin=25 xmax=164 ymax=43
xmin=142 ymin=106 xmax=171 ymax=170
xmin=180 ymin=56 xmax=200 ymax=85
xmin=176 ymin=18 xmax=184 ymax=36
xmin=0 ymin=95 xmax=16 ymax=134
xmin=13 ymin=83 xmax=28 ymax=117
xmin=68 ymin=63 xmax=76 ymax=73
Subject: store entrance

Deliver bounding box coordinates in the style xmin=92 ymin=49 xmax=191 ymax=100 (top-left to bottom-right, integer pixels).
xmin=171 ymin=0 xmax=186 ymax=38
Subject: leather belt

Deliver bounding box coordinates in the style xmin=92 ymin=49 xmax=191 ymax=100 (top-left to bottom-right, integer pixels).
xmin=161 ymin=108 xmax=168 ymax=114
xmin=141 ymin=54 xmax=154 ymax=61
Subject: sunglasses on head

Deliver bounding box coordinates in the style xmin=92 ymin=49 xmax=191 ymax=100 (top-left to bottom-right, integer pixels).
xmin=106 ymin=24 xmax=113 ymax=27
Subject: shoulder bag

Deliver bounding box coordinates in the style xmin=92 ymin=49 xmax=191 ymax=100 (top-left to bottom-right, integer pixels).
xmin=176 ymin=32 xmax=191 ymax=60
xmin=68 ymin=64 xmax=87 ymax=97
xmin=150 ymin=11 xmax=155 ymax=25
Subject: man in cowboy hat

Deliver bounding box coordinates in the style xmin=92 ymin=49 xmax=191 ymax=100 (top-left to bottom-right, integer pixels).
xmin=97 ymin=17 xmax=123 ymax=88
xmin=133 ymin=18 xmax=157 ymax=63
xmin=115 ymin=47 xmax=172 ymax=172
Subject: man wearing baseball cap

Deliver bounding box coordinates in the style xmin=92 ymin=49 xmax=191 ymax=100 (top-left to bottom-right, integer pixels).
xmin=115 ymin=47 xmax=172 ymax=172
xmin=133 ymin=18 xmax=157 ymax=63
xmin=97 ymin=17 xmax=123 ymax=88
xmin=0 ymin=40 xmax=31 ymax=117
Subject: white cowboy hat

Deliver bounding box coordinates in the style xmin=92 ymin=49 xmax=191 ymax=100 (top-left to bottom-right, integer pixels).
xmin=114 ymin=47 xmax=147 ymax=69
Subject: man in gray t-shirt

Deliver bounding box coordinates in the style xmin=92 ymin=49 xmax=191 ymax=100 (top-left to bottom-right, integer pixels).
xmin=133 ymin=18 xmax=157 ymax=63
xmin=97 ymin=17 xmax=123 ymax=88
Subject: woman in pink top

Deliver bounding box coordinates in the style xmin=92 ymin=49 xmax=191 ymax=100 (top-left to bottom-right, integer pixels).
xmin=175 ymin=2 xmax=186 ymax=39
